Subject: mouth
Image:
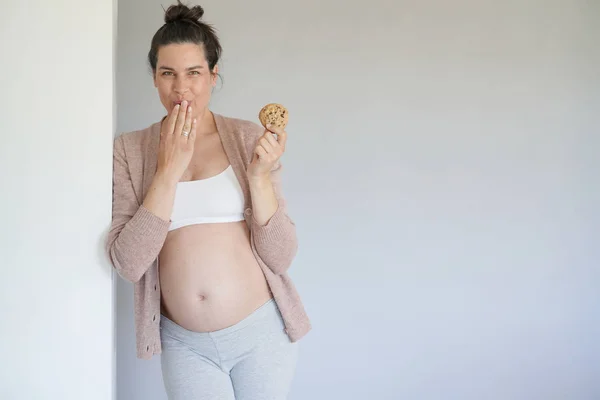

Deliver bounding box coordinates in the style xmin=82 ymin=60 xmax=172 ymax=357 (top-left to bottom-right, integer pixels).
xmin=173 ymin=100 xmax=191 ymax=107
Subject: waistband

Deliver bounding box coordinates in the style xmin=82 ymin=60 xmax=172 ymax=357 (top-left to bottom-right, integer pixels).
xmin=160 ymin=298 xmax=280 ymax=340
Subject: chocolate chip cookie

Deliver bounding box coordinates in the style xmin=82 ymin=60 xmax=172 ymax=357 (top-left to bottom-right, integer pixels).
xmin=259 ymin=103 xmax=289 ymax=130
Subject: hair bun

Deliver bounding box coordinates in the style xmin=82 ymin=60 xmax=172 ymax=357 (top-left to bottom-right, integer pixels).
xmin=164 ymin=1 xmax=204 ymax=24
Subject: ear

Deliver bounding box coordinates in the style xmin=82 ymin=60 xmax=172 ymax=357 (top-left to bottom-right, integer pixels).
xmin=153 ymin=71 xmax=158 ymax=88
xmin=212 ymin=65 xmax=219 ymax=86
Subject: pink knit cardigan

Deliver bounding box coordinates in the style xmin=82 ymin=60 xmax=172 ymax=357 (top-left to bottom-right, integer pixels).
xmin=106 ymin=113 xmax=311 ymax=359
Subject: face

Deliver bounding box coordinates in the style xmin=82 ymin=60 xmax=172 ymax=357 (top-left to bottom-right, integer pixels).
xmin=153 ymin=42 xmax=218 ymax=119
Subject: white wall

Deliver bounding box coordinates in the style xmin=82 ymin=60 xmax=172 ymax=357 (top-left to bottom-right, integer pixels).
xmin=116 ymin=0 xmax=599 ymax=399
xmin=0 ymin=0 xmax=115 ymax=399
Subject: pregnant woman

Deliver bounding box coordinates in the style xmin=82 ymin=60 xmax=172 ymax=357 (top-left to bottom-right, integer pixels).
xmin=106 ymin=1 xmax=311 ymax=399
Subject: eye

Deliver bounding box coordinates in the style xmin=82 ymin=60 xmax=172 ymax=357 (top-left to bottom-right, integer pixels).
xmin=189 ymin=71 xmax=200 ymax=75
xmin=162 ymin=71 xmax=174 ymax=76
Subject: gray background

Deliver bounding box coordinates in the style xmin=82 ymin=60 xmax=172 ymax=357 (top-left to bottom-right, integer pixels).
xmin=116 ymin=0 xmax=599 ymax=399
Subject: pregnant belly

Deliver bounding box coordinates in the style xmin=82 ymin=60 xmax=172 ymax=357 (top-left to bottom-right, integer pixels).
xmin=158 ymin=221 xmax=272 ymax=333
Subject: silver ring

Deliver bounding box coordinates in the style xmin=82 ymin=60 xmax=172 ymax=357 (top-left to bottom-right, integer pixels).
xmin=182 ymin=131 xmax=189 ymax=137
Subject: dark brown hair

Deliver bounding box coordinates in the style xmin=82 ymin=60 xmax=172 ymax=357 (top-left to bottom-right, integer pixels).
xmin=147 ymin=1 xmax=222 ymax=75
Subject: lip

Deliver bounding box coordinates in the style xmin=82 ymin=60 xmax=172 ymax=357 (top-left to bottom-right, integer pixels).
xmin=173 ymin=100 xmax=192 ymax=105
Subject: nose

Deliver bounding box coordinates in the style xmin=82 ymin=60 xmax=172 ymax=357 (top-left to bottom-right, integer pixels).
xmin=173 ymin=76 xmax=189 ymax=94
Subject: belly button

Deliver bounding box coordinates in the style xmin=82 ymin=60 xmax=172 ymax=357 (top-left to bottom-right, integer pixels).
xmin=198 ymin=294 xmax=206 ymax=301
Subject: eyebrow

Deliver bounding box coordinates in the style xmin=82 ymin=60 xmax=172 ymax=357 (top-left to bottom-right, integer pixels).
xmin=158 ymin=65 xmax=204 ymax=71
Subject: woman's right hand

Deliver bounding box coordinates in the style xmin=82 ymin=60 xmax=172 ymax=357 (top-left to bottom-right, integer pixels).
xmin=156 ymin=100 xmax=197 ymax=184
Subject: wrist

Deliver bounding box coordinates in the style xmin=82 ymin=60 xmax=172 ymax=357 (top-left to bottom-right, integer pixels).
xmin=248 ymin=174 xmax=271 ymax=187
xmin=153 ymin=170 xmax=178 ymax=189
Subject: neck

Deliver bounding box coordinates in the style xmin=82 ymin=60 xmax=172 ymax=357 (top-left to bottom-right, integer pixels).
xmin=194 ymin=107 xmax=218 ymax=137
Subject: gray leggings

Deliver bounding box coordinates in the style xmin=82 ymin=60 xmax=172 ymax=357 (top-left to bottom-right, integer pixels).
xmin=159 ymin=299 xmax=299 ymax=400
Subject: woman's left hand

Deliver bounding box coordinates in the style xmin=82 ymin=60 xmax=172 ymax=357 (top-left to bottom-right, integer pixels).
xmin=247 ymin=124 xmax=287 ymax=181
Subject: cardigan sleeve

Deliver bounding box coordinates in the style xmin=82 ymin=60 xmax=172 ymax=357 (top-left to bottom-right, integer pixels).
xmin=105 ymin=135 xmax=171 ymax=283
xmin=250 ymin=158 xmax=299 ymax=275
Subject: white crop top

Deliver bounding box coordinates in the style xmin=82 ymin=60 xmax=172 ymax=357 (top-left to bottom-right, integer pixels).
xmin=168 ymin=165 xmax=245 ymax=231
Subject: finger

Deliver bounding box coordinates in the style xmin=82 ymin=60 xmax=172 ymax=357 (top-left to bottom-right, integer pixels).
xmin=254 ymin=145 xmax=268 ymax=160
xmin=174 ymin=101 xmax=189 ymax=136
xmin=187 ymin=118 xmax=197 ymax=146
xmin=181 ymin=104 xmax=193 ymax=139
xmin=265 ymin=123 xmax=286 ymax=135
xmin=266 ymin=124 xmax=287 ymax=148
xmin=264 ymin=130 xmax=279 ymax=147
xmin=258 ymin=137 xmax=274 ymax=153
xmin=277 ymin=129 xmax=287 ymax=148
xmin=165 ymin=104 xmax=179 ymax=135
